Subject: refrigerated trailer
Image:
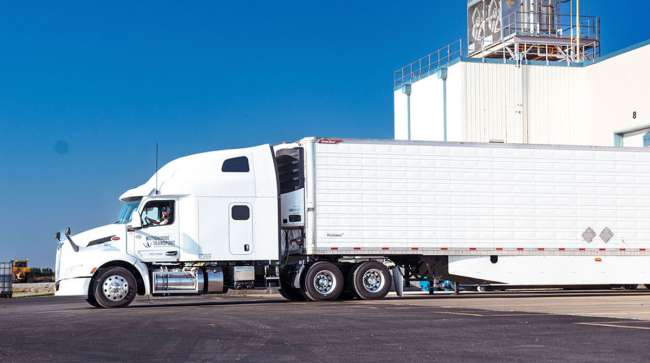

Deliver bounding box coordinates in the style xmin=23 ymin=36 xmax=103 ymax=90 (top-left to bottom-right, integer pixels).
xmin=55 ymin=137 xmax=650 ymax=307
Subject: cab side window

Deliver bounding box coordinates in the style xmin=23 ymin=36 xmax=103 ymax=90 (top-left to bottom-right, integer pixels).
xmin=141 ymin=200 xmax=175 ymax=227
xmin=222 ymin=156 xmax=249 ymax=172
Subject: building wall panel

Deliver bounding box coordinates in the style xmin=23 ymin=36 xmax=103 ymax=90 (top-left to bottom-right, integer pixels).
xmin=395 ymin=43 xmax=650 ymax=148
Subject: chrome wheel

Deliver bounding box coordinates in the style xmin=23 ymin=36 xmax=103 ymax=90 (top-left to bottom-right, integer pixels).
xmin=352 ymin=261 xmax=391 ymax=300
xmin=313 ymin=271 xmax=336 ymax=295
xmin=102 ymin=275 xmax=129 ymax=302
xmin=362 ymin=269 xmax=385 ymax=293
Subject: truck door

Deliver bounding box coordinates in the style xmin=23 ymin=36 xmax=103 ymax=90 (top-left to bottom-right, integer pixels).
xmin=229 ymin=204 xmax=253 ymax=255
xmin=132 ymin=199 xmax=180 ymax=262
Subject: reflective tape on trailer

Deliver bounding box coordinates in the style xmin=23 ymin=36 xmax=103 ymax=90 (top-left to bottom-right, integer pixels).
xmin=313 ymin=247 xmax=650 ymax=256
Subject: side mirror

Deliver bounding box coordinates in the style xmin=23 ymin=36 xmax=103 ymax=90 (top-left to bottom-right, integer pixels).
xmin=127 ymin=210 xmax=142 ymax=231
xmin=65 ymin=227 xmax=71 ymax=236
xmin=54 ymin=232 xmax=61 ymax=241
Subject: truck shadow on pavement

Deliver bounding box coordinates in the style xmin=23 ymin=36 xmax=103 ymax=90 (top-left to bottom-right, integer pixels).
xmin=126 ymin=298 xmax=290 ymax=309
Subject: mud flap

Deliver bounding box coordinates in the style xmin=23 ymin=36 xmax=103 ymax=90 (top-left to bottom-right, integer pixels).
xmin=392 ymin=266 xmax=404 ymax=297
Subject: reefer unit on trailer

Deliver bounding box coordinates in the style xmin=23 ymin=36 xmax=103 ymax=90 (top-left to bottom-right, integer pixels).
xmin=55 ymin=137 xmax=650 ymax=308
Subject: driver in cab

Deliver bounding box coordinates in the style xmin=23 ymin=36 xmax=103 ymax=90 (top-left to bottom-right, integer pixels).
xmin=145 ymin=206 xmax=172 ymax=226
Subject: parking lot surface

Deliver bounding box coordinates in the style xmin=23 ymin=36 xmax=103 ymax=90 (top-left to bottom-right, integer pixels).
xmin=2 ymin=291 xmax=650 ymax=362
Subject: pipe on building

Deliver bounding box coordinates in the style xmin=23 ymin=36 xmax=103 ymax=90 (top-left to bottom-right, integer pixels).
xmin=576 ymin=0 xmax=580 ymax=62
xmin=438 ymin=67 xmax=448 ymax=142
xmin=402 ymin=84 xmax=412 ymax=140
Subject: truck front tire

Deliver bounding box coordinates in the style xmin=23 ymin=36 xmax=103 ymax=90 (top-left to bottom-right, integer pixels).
xmin=92 ymin=267 xmax=137 ymax=308
xmin=352 ymin=261 xmax=391 ymax=300
xmin=86 ymin=294 xmax=99 ymax=308
xmin=303 ymin=261 xmax=344 ymax=301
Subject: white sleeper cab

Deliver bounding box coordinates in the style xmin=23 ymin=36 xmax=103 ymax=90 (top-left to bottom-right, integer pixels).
xmin=55 ymin=138 xmax=650 ymax=307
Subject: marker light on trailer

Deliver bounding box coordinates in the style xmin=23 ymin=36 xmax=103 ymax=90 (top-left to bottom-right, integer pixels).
xmin=318 ymin=138 xmax=343 ymax=144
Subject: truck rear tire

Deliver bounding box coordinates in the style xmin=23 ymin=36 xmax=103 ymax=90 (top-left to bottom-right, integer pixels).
xmin=92 ymin=267 xmax=137 ymax=308
xmin=279 ymin=278 xmax=306 ymax=301
xmin=352 ymin=261 xmax=391 ymax=300
xmin=303 ymin=261 xmax=344 ymax=301
xmin=279 ymin=286 xmax=306 ymax=301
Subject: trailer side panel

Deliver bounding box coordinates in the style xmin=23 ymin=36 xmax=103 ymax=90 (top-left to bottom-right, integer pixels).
xmin=309 ymin=139 xmax=650 ymax=256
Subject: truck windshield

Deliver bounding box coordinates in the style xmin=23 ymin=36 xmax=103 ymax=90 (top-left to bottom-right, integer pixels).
xmin=116 ymin=199 xmax=142 ymax=224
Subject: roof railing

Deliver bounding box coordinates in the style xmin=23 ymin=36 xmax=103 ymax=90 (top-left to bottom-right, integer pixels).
xmin=393 ymin=39 xmax=464 ymax=89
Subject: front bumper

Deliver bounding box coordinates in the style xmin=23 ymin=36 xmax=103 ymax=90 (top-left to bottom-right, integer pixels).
xmin=55 ymin=277 xmax=92 ymax=297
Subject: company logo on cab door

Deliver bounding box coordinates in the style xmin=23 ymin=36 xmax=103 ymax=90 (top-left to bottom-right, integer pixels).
xmin=142 ymin=236 xmax=175 ymax=248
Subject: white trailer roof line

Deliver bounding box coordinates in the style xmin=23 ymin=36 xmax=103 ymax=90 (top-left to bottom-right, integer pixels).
xmin=314 ymin=137 xmax=650 ymax=152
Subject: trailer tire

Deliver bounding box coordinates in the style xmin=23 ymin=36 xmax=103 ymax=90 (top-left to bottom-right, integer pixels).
xmin=93 ymin=266 xmax=137 ymax=308
xmin=352 ymin=261 xmax=391 ymax=300
xmin=303 ymin=261 xmax=344 ymax=301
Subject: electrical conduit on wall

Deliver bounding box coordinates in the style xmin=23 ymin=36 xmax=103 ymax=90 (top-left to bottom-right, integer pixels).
xmin=438 ymin=67 xmax=448 ymax=142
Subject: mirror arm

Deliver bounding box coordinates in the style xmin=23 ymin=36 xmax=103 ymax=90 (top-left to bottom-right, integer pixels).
xmin=64 ymin=228 xmax=80 ymax=252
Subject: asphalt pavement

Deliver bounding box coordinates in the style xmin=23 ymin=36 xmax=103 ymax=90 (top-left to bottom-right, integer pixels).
xmin=1 ymin=292 xmax=650 ymax=362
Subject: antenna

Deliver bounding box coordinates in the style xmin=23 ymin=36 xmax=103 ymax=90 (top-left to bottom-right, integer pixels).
xmin=155 ymin=142 xmax=159 ymax=195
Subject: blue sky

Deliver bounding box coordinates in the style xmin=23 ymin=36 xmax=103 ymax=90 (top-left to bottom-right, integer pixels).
xmin=1 ymin=0 xmax=649 ymax=267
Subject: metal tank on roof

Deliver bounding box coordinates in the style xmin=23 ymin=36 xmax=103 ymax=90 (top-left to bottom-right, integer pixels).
xmin=467 ymin=0 xmax=599 ymax=63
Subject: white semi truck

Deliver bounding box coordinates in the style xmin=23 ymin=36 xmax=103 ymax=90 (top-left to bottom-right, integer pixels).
xmin=55 ymin=137 xmax=650 ymax=308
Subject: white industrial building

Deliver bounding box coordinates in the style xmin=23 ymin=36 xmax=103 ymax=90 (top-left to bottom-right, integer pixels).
xmin=394 ymin=0 xmax=650 ymax=148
